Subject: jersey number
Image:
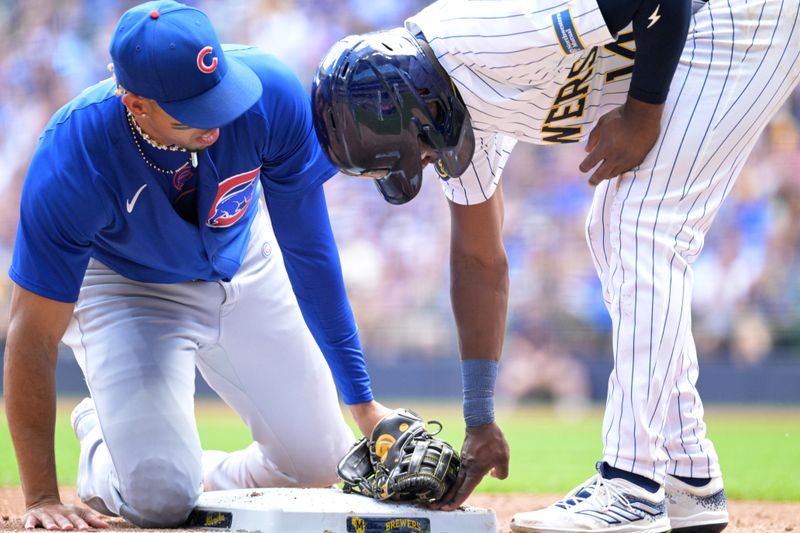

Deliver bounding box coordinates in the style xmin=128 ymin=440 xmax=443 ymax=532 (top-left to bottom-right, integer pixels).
xmin=604 ymin=32 xmax=635 ymax=83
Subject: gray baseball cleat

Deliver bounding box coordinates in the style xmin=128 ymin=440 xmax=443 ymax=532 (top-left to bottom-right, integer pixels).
xmin=510 ymin=469 xmax=670 ymax=532
xmin=664 ymin=474 xmax=728 ymax=533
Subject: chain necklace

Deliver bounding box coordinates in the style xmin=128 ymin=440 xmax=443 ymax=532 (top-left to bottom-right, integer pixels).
xmin=126 ymin=109 xmax=197 ymax=174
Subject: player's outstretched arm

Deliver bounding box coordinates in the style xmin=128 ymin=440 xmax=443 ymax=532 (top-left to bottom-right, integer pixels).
xmin=431 ymin=186 xmax=510 ymax=511
xmin=3 ymin=284 xmax=110 ymax=530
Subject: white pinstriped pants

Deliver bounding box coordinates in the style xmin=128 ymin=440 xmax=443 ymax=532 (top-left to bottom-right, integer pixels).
xmin=586 ymin=0 xmax=800 ymax=483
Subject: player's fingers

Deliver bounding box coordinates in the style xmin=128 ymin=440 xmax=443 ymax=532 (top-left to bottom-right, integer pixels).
xmin=441 ymin=460 xmax=480 ymax=509
xmin=441 ymin=470 xmax=483 ymax=510
xmin=436 ymin=462 xmax=485 ymax=511
xmin=579 ymin=144 xmax=605 ymax=173
xmin=81 ymin=510 xmax=111 ymax=529
xmin=23 ymin=512 xmax=40 ymax=530
xmin=67 ymin=513 xmax=90 ymax=531
xmin=429 ymin=466 xmax=466 ymax=510
xmin=429 ymin=472 xmax=458 ymax=508
xmin=27 ymin=509 xmax=58 ymax=531
xmin=584 ymin=125 xmax=601 ymax=153
xmin=493 ymin=458 xmax=510 ymax=479
xmin=588 ymin=160 xmax=619 ymax=186
xmin=603 ymin=153 xmax=635 ymax=178
xmin=53 ymin=513 xmax=76 ymax=531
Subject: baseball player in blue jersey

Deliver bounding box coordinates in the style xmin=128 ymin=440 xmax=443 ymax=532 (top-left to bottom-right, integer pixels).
xmin=312 ymin=0 xmax=800 ymax=531
xmin=3 ymin=1 xmax=393 ymax=529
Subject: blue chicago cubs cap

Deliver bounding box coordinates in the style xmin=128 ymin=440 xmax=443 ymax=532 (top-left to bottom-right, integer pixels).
xmin=110 ymin=0 xmax=262 ymax=129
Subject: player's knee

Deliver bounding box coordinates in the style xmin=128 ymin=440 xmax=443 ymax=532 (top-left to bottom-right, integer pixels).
xmin=294 ymin=437 xmax=351 ymax=487
xmin=292 ymin=465 xmax=340 ymax=487
xmin=120 ymin=456 xmax=201 ymax=527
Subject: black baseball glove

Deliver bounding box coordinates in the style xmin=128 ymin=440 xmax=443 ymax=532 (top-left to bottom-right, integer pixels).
xmin=337 ymin=408 xmax=460 ymax=503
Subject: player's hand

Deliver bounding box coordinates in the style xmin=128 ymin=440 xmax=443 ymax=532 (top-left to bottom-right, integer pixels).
xmin=347 ymin=400 xmax=394 ymax=438
xmin=23 ymin=500 xmax=110 ymax=530
xmin=580 ymin=97 xmax=664 ymax=186
xmin=429 ymin=421 xmax=510 ymax=511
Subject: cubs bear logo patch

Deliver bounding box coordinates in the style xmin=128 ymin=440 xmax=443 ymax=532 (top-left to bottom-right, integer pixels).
xmin=206 ymin=166 xmax=261 ymax=228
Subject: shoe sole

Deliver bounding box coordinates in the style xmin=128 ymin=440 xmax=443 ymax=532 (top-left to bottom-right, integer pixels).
xmin=670 ymin=523 xmax=727 ymax=533
xmin=511 ymin=525 xmax=676 ymax=533
xmin=510 ymin=523 xmax=671 ymax=533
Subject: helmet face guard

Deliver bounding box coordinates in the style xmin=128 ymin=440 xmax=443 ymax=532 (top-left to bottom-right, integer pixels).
xmin=312 ymin=28 xmax=475 ymax=205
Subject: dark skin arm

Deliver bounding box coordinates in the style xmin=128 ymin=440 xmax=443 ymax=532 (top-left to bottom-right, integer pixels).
xmin=3 ymin=284 xmax=109 ymax=531
xmin=580 ymin=96 xmax=664 ymax=185
xmin=431 ymin=184 xmax=511 ymax=511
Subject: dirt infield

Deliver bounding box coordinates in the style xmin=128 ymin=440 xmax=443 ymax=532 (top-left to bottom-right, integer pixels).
xmin=1 ymin=487 xmax=798 ymax=532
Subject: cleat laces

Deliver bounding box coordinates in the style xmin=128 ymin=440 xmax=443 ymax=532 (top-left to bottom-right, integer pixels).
xmin=556 ymin=475 xmax=634 ymax=512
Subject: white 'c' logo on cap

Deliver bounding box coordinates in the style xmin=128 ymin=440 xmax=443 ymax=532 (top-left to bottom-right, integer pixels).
xmin=197 ymin=46 xmax=218 ymax=74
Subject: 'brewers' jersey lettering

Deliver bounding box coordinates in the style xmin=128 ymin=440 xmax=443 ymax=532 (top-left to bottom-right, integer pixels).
xmin=554 ymin=68 xmax=592 ymax=106
xmin=540 ymin=124 xmax=583 ymax=144
xmin=546 ymin=97 xmax=586 ymax=124
xmin=405 ymin=0 xmax=617 ymax=196
xmin=603 ymin=32 xmax=635 ymax=83
xmin=543 ymin=47 xmax=598 ymax=144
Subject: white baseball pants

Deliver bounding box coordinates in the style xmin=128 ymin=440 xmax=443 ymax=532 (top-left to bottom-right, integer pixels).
xmin=62 ymin=204 xmax=354 ymax=526
xmin=587 ymin=0 xmax=800 ymax=483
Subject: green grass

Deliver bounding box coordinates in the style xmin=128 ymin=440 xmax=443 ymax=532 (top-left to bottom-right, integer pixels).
xmin=1 ymin=399 xmax=798 ymax=501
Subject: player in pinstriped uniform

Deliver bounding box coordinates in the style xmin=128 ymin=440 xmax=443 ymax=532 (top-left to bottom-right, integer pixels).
xmin=312 ymin=0 xmax=800 ymax=531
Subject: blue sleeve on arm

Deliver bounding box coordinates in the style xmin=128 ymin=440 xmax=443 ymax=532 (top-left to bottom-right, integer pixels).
xmin=10 ymin=133 xmax=108 ymax=302
xmin=266 ymin=184 xmax=374 ymax=405
xmin=255 ymin=54 xmax=373 ymax=404
xmin=598 ymin=0 xmax=692 ymax=104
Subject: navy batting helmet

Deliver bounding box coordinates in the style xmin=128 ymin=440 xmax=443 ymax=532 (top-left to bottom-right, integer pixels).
xmin=311 ymin=28 xmax=475 ymax=204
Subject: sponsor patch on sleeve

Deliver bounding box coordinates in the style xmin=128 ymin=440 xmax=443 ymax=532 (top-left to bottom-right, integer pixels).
xmin=552 ymin=9 xmax=585 ymax=55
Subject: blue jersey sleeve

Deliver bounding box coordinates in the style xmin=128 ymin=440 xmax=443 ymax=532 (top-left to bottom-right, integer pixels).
xmin=10 ymin=131 xmax=112 ymax=302
xmin=243 ymin=52 xmax=373 ymax=404
xmin=266 ymin=183 xmax=374 ymax=405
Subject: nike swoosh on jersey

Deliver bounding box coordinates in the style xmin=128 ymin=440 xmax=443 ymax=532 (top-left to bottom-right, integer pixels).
xmin=126 ymin=183 xmax=148 ymax=213
xmin=647 ymin=4 xmax=661 ymax=28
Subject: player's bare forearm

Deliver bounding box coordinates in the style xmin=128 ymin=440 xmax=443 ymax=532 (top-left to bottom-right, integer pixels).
xmin=450 ymin=258 xmax=508 ymax=361
xmin=347 ymin=400 xmax=393 ymax=437
xmin=442 ymin=187 xmax=512 ymax=510
xmin=4 ymin=285 xmax=75 ymax=509
xmin=448 ymin=188 xmax=509 ymax=362
xmin=580 ymin=95 xmax=664 ymax=185
xmin=5 ymin=336 xmax=61 ymax=507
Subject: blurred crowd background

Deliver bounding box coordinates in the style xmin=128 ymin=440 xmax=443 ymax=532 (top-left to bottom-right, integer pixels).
xmin=2 ymin=0 xmax=800 ymax=404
